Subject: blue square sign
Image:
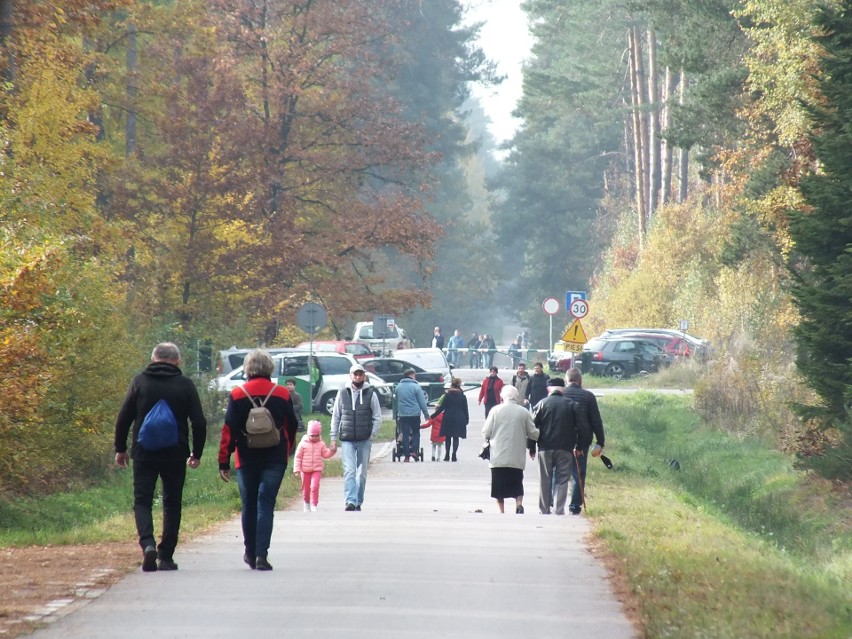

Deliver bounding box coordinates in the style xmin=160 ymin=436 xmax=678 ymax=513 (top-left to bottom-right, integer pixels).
xmin=566 ymin=291 xmax=586 ymax=309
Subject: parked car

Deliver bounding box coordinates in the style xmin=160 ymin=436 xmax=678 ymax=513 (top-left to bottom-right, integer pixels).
xmin=353 ymin=321 xmax=413 ymax=355
xmin=548 ymin=350 xmax=578 ymax=373
xmin=216 ymin=346 xmax=299 ymax=375
xmin=295 ymin=340 xmax=373 ymax=360
xmin=390 ymin=347 xmax=452 ymax=382
xmin=361 ymin=357 xmax=446 ymax=402
xmin=613 ymin=332 xmax=695 ymax=364
xmin=599 ymin=328 xmax=710 ymax=360
xmin=579 ymin=337 xmax=667 ymax=378
xmin=211 ymin=351 xmax=391 ymax=414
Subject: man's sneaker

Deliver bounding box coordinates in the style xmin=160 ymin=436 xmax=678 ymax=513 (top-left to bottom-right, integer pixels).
xmin=158 ymin=558 xmax=179 ymax=571
xmin=244 ymin=553 xmax=256 ymax=569
xmin=569 ymin=506 xmax=582 ymax=516
xmin=345 ymin=503 xmax=357 ymax=511
xmin=142 ymin=545 xmax=158 ymax=572
xmin=355 ymin=505 xmax=361 ymax=511
xmin=303 ymin=501 xmax=311 ymax=512
xmin=255 ymin=556 xmax=273 ymax=571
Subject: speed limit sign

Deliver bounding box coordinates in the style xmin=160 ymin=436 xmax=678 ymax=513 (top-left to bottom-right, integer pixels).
xmin=569 ymin=298 xmax=589 ymax=319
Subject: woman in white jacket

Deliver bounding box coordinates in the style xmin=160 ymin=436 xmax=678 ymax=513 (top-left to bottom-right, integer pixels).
xmin=482 ymin=385 xmax=539 ymax=514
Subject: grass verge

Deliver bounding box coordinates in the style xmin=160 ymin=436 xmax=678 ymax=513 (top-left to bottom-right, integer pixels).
xmin=591 ymin=393 xmax=851 ymax=638
xmin=0 ymin=415 xmax=396 ymax=547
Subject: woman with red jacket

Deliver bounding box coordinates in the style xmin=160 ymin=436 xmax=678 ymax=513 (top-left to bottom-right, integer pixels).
xmin=218 ymin=350 xmax=297 ymax=571
xmin=478 ymin=366 xmax=504 ymax=418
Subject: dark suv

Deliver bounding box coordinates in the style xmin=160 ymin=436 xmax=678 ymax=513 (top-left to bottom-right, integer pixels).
xmin=579 ymin=337 xmax=666 ymax=378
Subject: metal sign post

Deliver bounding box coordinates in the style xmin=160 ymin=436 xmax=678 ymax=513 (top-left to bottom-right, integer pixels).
xmin=297 ymin=302 xmax=328 ymax=409
xmin=542 ymin=297 xmax=560 ymax=361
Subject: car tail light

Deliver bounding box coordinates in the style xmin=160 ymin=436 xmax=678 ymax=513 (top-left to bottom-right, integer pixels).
xmin=396 ymin=341 xmax=405 ymax=350
xmin=438 ymin=375 xmax=445 ymax=382
xmin=593 ymin=352 xmax=603 ymax=361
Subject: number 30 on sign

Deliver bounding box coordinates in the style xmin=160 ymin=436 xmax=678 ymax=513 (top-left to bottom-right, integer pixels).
xmin=569 ymin=299 xmax=589 ymax=319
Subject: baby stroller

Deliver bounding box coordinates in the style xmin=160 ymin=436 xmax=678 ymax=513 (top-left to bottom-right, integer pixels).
xmin=391 ymin=419 xmax=424 ymax=462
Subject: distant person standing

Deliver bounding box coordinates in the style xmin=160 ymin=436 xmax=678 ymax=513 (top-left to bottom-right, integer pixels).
xmin=285 ymin=378 xmax=305 ymax=432
xmin=527 ymin=362 xmax=549 ymax=409
xmin=394 ymin=368 xmax=430 ymax=462
xmin=114 ymin=342 xmax=207 ymax=572
xmin=447 ymin=329 xmax=465 ymax=367
xmin=508 ymin=338 xmax=521 ymax=368
xmin=432 ymin=377 xmax=469 ymax=461
xmin=562 ymin=367 xmax=606 ymax=515
xmin=431 ymin=326 xmax=445 ymax=350
xmin=469 ymin=333 xmax=481 ymax=368
xmin=478 ymin=366 xmax=504 ymax=418
xmin=330 ymin=363 xmax=383 ymax=511
xmin=482 ymin=334 xmax=497 ymax=368
xmin=482 ymin=386 xmax=539 ymax=514
xmin=511 ymin=362 xmax=531 ymax=408
xmin=530 ymin=377 xmax=579 ymax=515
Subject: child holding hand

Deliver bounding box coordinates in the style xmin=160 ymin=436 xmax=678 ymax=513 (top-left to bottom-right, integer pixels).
xmin=294 ymin=420 xmax=336 ymax=511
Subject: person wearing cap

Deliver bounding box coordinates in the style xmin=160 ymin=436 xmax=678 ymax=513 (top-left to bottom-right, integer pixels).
xmin=529 ymin=377 xmax=580 ymax=515
xmin=330 ymin=363 xmax=382 ymax=511
xmin=393 ymin=368 xmax=430 ymax=462
xmin=561 ymin=368 xmax=605 ymax=515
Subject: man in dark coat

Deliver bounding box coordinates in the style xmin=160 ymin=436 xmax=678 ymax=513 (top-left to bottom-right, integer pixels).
xmin=527 ymin=362 xmax=549 ymax=409
xmin=529 ymin=377 xmax=579 ymax=515
xmin=114 ymin=342 xmax=207 ymax=571
xmin=561 ymin=367 xmax=606 ymax=515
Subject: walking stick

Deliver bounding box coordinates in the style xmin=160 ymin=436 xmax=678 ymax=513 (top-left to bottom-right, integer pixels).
xmin=573 ymin=449 xmax=587 ymax=513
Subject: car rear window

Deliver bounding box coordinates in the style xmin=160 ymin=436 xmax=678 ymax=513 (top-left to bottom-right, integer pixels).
xmin=584 ymin=338 xmax=608 ymax=351
xmin=346 ymin=344 xmax=372 ymax=356
xmin=358 ymin=325 xmax=399 ymax=339
xmin=317 ymin=356 xmax=351 ymax=375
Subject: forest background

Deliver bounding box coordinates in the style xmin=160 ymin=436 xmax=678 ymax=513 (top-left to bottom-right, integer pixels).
xmin=0 ymin=0 xmax=849 ymax=497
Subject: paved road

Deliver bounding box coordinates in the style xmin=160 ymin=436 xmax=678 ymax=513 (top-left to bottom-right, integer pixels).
xmin=25 ymin=372 xmax=636 ymax=639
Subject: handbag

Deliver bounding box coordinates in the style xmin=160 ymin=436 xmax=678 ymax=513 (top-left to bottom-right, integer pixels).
xmin=478 ymin=441 xmax=490 ymax=460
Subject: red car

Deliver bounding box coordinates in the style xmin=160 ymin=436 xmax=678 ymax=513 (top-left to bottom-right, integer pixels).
xmin=295 ymin=340 xmax=374 ymax=360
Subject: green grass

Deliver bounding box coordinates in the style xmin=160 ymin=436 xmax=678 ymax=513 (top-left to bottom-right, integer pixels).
xmin=591 ymin=393 xmax=851 ymax=638
xmin=0 ymin=415 xmax=395 ymax=547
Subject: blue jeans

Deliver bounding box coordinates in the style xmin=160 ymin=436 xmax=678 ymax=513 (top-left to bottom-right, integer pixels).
xmin=236 ymin=460 xmax=286 ymax=559
xmin=340 ymin=439 xmax=372 ymax=506
xmin=398 ymin=416 xmax=420 ymax=457
xmin=569 ymin=446 xmax=589 ymax=513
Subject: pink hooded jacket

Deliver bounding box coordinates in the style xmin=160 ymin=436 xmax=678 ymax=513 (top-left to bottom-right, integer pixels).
xmin=294 ymin=434 xmax=335 ymax=473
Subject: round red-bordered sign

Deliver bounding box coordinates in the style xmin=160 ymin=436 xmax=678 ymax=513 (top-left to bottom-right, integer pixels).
xmin=569 ymin=298 xmax=589 ymax=319
xmin=542 ymin=297 xmax=559 ymax=315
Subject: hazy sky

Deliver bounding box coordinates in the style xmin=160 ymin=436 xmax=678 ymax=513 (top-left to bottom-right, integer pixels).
xmin=463 ymin=0 xmax=534 ymax=144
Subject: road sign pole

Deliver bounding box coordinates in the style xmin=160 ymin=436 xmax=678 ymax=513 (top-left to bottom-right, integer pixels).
xmin=549 ymin=314 xmax=553 ymax=361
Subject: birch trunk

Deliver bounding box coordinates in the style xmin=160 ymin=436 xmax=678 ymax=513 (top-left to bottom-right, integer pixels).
xmin=628 ymin=25 xmax=647 ymax=242
xmin=647 ymin=27 xmax=660 ymax=217
xmin=660 ymin=66 xmax=676 ymax=206
xmin=677 ymin=67 xmax=688 ymax=202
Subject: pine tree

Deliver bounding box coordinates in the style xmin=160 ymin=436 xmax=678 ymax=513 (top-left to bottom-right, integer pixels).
xmin=789 ymin=0 xmax=852 ymax=423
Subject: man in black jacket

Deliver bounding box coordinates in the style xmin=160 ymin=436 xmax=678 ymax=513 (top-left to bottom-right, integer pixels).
xmin=562 ymin=368 xmax=606 ymax=515
xmin=527 ymin=362 xmax=549 ymax=410
xmin=529 ymin=377 xmax=579 ymax=515
xmin=114 ymin=342 xmax=207 ymax=571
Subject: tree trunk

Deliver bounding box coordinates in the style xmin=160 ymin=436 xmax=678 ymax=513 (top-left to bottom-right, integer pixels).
xmin=628 ymin=25 xmax=647 ymax=243
xmin=647 ymin=27 xmax=660 ymax=217
xmin=0 ymin=0 xmax=13 ymax=84
xmin=677 ymin=67 xmax=688 ymax=203
xmin=125 ymin=23 xmax=137 ymax=157
xmin=660 ymin=66 xmax=676 ymax=206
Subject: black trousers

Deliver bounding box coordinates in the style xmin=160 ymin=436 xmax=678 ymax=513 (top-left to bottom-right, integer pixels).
xmin=132 ymin=459 xmax=187 ymax=559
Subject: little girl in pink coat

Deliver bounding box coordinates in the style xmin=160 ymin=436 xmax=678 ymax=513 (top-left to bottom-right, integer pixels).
xmin=294 ymin=420 xmax=336 ymax=511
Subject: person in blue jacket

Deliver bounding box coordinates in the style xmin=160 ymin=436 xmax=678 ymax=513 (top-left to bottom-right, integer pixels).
xmin=393 ymin=368 xmax=430 ymax=462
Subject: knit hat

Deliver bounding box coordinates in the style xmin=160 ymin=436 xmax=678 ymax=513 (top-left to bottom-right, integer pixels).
xmin=308 ymin=420 xmax=322 ymax=436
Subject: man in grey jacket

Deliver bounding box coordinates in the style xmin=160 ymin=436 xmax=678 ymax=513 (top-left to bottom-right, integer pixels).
xmin=393 ymin=369 xmax=430 ymax=462
xmin=330 ymin=363 xmax=383 ymax=511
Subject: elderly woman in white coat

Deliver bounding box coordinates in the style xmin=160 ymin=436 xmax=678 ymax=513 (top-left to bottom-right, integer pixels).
xmin=482 ymin=385 xmax=539 ymax=514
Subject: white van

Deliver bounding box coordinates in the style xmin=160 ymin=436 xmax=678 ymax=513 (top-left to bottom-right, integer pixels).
xmin=353 ymin=321 xmax=413 ymax=355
